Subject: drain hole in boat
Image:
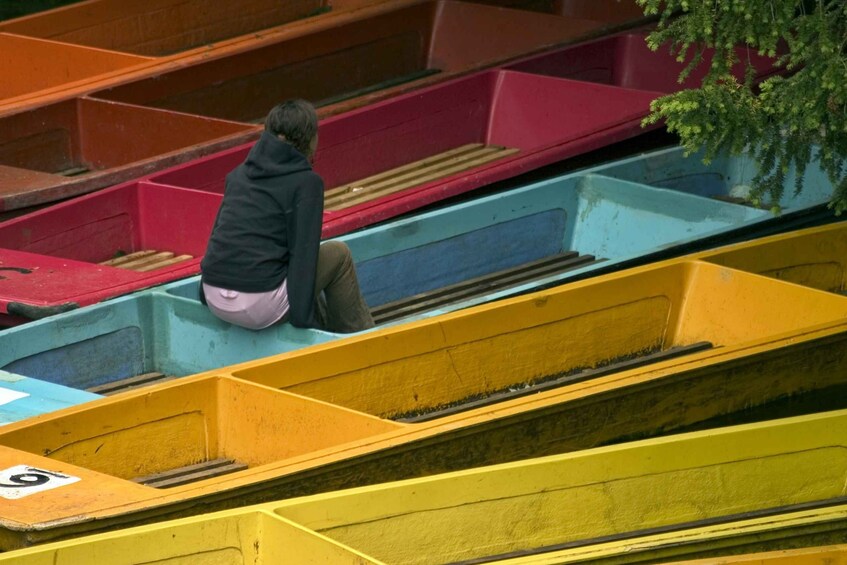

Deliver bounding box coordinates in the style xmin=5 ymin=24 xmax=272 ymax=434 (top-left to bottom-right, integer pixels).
xmin=371 ymin=251 xmax=603 ymax=325
xmin=99 ymin=250 xmax=193 ymax=272
xmin=133 ymin=458 xmax=248 ymax=489
xmin=324 ymin=143 xmax=520 ymax=212
xmin=86 ymin=372 xmax=177 ymax=396
xmin=393 ymin=342 xmax=714 ymax=423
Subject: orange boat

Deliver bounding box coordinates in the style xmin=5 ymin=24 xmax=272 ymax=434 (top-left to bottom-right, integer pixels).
xmin=0 ymin=1 xmax=615 ymax=115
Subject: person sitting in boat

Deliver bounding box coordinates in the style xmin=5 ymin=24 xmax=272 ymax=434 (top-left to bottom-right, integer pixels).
xmin=200 ymin=99 xmax=375 ymax=333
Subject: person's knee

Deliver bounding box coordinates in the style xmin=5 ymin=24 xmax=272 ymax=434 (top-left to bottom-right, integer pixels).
xmin=320 ymin=240 xmax=352 ymax=267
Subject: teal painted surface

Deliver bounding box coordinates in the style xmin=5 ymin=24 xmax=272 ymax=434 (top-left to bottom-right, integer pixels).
xmin=0 ymin=370 xmax=99 ymax=425
xmin=0 ymin=145 xmax=831 ymax=392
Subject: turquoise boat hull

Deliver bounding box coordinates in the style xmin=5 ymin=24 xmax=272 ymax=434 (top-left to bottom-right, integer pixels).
xmin=0 ymin=370 xmax=99 ymax=425
xmin=0 ymin=144 xmax=832 ymax=391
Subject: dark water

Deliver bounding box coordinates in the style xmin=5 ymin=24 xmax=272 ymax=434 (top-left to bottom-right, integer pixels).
xmin=0 ymin=0 xmax=84 ymax=21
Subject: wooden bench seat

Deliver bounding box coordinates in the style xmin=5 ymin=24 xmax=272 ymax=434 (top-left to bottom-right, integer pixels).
xmin=325 ymin=143 xmax=519 ymax=211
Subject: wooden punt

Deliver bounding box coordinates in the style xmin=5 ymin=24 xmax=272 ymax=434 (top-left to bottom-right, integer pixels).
xmin=0 ymin=16 xmax=781 ymax=215
xmin=0 ymin=26 xmax=673 ymax=214
xmin=0 ymin=1 xmax=606 ymax=117
xmin=1 ymin=262 xmax=847 ymax=547
xmin=1 ymin=408 xmax=847 ymax=557
xmin=0 ymin=371 xmax=99 ymax=426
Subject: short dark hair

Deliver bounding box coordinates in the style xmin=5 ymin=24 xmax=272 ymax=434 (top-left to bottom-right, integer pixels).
xmin=265 ymin=99 xmax=318 ymax=156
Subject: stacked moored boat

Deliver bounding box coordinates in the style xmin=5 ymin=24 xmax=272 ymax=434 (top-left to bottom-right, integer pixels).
xmin=0 ymin=0 xmax=844 ymax=561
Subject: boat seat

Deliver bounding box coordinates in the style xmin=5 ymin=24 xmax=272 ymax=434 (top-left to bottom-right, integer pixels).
xmin=86 ymin=372 xmax=177 ymax=395
xmin=99 ymin=250 xmax=193 ymax=272
xmin=324 ymin=143 xmax=520 ymax=212
xmin=395 ymin=341 xmax=714 ymax=423
xmin=371 ymin=251 xmax=600 ymax=325
xmin=133 ymin=458 xmax=247 ymax=489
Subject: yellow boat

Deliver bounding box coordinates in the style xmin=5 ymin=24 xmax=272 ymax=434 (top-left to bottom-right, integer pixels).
xmin=696 ymin=220 xmax=847 ymax=294
xmin=2 ymin=410 xmax=847 ymax=563
xmin=663 ymin=545 xmax=847 ymax=565
xmin=1 ymin=261 xmax=847 ymax=549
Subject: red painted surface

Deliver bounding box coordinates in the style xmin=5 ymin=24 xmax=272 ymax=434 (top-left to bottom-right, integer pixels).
xmin=0 ymin=32 xmax=776 ymax=323
xmin=0 ymin=181 xmax=217 ymax=319
xmin=0 ymin=97 xmax=257 ymax=211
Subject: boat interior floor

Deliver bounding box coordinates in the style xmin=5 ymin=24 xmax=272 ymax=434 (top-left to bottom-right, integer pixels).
xmin=133 ymin=458 xmax=248 ymax=489
xmin=324 ymin=143 xmax=520 ymax=212
xmin=394 ymin=341 xmax=714 ymax=423
xmin=87 ymin=372 xmax=177 ymax=395
xmin=99 ymin=250 xmax=193 ymax=272
xmin=371 ymin=251 xmax=601 ymax=325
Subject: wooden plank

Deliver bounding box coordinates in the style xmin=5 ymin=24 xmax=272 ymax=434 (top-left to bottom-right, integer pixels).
xmin=325 ymin=144 xmax=484 ymax=197
xmin=373 ymin=252 xmax=600 ymax=325
xmin=396 ymin=342 xmax=714 ymax=423
xmin=115 ymin=251 xmax=174 ymax=270
xmin=133 ymin=458 xmax=247 ymax=489
xmin=87 ymin=372 xmax=174 ymax=396
xmin=134 ymin=254 xmax=193 ymax=272
xmin=99 ymin=249 xmax=157 ymax=267
xmin=325 ymin=145 xmax=519 ymax=211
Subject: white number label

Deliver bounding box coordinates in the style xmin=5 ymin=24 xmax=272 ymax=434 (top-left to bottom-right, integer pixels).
xmin=0 ymin=387 xmax=28 ymax=407
xmin=0 ymin=465 xmax=80 ymax=499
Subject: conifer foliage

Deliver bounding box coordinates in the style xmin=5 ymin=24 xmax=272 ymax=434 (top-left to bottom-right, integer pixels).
xmin=637 ymin=0 xmax=846 ymax=213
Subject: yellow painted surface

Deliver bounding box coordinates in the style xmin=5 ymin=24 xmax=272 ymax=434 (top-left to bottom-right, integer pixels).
xmin=3 ymin=411 xmax=847 ymax=564
xmin=1 ymin=263 xmax=847 ymax=549
xmin=231 ymin=262 xmax=847 ymax=417
xmin=663 ymin=544 xmax=847 ymax=564
xmin=493 ymin=505 xmax=847 ymax=563
xmin=0 ymin=510 xmax=381 ymax=564
xmin=698 ymin=221 xmax=847 ymax=293
xmin=268 ymin=410 xmax=847 ymax=565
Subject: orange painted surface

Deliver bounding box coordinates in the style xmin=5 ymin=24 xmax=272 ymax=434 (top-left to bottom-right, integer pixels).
xmin=0 ymin=0 xmax=327 ymax=56
xmin=0 ymin=1 xmax=608 ymax=116
xmin=0 ymin=34 xmax=151 ymax=100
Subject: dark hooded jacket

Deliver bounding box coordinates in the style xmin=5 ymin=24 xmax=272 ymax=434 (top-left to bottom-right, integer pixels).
xmin=200 ymin=131 xmax=323 ymax=328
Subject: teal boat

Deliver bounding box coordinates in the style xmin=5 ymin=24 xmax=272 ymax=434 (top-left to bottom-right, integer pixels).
xmin=0 ymin=144 xmax=832 ymax=393
xmin=0 ymin=370 xmax=99 ymax=425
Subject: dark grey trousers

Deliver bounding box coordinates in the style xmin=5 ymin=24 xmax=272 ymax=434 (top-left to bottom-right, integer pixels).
xmin=313 ymin=240 xmax=375 ymax=333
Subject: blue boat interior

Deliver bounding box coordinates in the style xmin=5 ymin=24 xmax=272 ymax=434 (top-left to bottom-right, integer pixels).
xmin=0 ymin=146 xmax=831 ymax=392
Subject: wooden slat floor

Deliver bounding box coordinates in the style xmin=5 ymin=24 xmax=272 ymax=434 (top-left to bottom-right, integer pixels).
xmin=99 ymin=250 xmax=193 ymax=272
xmin=325 ymin=143 xmax=520 ymax=211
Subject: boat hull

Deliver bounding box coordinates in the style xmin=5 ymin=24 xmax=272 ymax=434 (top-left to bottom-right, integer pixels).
xmin=2 ymin=410 xmax=847 ymax=560
xmin=0 ymin=262 xmax=846 ymax=547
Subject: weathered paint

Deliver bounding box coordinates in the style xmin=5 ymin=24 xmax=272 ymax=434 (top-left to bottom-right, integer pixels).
xmin=0 ymin=264 xmax=846 ymax=548
xmin=664 ymin=545 xmax=847 ymax=565
xmin=697 ymin=220 xmax=847 ymax=293
xmin=0 ymin=510 xmax=380 ymax=564
xmin=1 ymin=411 xmax=847 ymax=561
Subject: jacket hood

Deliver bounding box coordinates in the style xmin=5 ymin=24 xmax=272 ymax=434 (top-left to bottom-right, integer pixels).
xmin=243 ymin=130 xmax=313 ymax=179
